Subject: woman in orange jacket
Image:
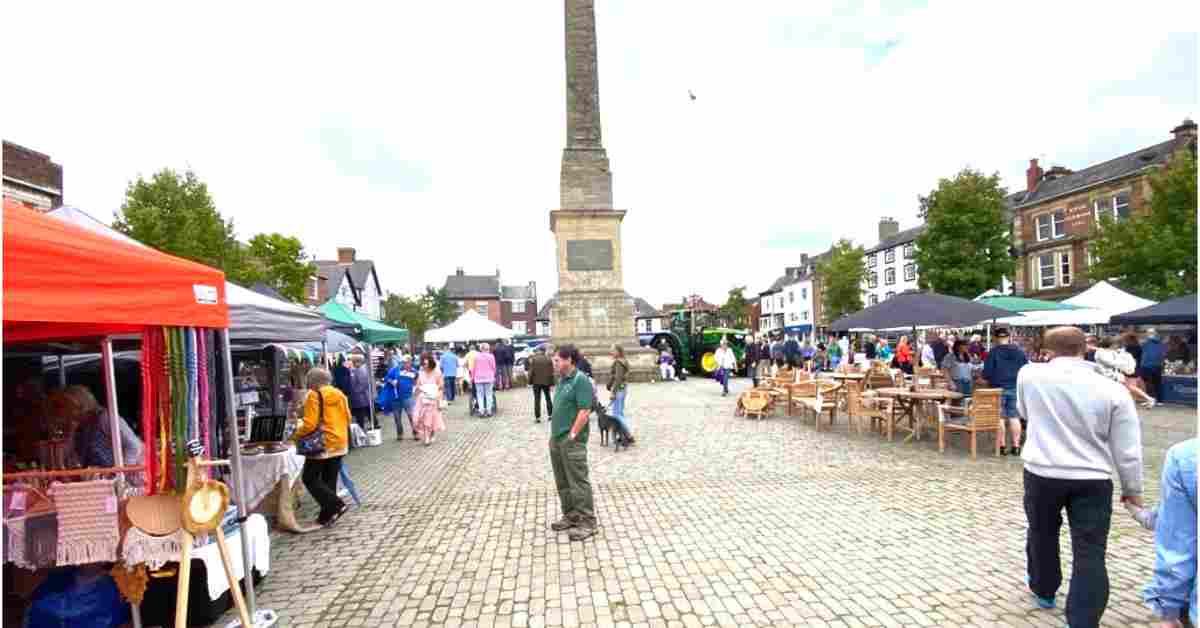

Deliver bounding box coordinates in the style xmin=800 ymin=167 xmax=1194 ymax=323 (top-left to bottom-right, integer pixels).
xmin=291 ymin=367 xmax=352 ymax=527
xmin=896 ymin=336 xmax=914 ymax=375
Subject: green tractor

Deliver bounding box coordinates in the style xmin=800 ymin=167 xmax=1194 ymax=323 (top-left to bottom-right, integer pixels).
xmin=647 ymin=309 xmax=750 ymax=377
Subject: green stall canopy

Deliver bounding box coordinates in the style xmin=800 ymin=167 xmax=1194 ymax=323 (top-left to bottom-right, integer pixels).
xmin=973 ymin=295 xmax=1080 ymax=313
xmin=319 ymin=301 xmax=409 ymax=345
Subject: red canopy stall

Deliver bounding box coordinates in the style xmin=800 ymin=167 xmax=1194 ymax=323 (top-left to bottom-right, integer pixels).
xmin=3 ymin=200 xmax=265 ymax=625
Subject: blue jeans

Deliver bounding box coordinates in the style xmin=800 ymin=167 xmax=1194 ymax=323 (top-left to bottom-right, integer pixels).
xmin=610 ymin=389 xmax=630 ymax=432
xmin=717 ymin=368 xmax=729 ymax=394
xmin=477 ymin=382 xmax=495 ymax=414
xmin=444 ymin=376 xmax=456 ymax=401
xmin=1001 ymin=387 xmax=1019 ymax=418
xmin=393 ymin=398 xmax=415 ymax=436
xmin=954 ymin=377 xmax=973 ymax=399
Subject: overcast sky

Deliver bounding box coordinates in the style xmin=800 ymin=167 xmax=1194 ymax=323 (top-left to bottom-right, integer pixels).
xmin=3 ymin=1 xmax=1196 ymax=309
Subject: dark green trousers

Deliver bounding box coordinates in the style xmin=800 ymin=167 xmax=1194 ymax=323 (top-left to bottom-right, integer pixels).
xmin=549 ymin=436 xmax=595 ymax=528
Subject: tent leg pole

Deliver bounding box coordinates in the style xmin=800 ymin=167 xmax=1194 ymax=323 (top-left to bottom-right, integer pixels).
xmin=367 ymin=343 xmax=376 ymax=429
xmin=101 ymin=337 xmax=126 ymax=489
xmin=57 ymin=355 xmax=66 ymax=389
xmin=221 ymin=328 xmax=261 ymax=622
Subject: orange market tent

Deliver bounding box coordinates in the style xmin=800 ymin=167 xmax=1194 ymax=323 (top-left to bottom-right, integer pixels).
xmin=3 ymin=199 xmax=229 ymax=342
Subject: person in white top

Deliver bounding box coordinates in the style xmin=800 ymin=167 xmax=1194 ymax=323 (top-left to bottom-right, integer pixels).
xmin=714 ymin=339 xmax=738 ymax=397
xmin=1018 ymin=327 xmax=1144 ymax=628
xmin=1095 ymin=336 xmax=1157 ymax=408
xmin=920 ymin=341 xmax=937 ymax=369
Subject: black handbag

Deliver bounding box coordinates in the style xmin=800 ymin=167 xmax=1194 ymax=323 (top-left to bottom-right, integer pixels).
xmin=295 ymin=389 xmax=327 ymax=457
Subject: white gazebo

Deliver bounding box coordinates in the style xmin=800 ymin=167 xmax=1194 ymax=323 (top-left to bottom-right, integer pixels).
xmin=425 ymin=310 xmax=516 ymax=344
xmin=1063 ymin=280 xmax=1156 ymax=318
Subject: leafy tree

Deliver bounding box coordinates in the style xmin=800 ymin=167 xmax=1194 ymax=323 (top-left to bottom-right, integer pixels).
xmin=816 ymin=239 xmax=867 ymax=324
xmin=382 ymin=293 xmax=431 ymax=343
xmin=1088 ymin=150 xmax=1197 ymax=300
xmin=719 ymin=286 xmax=749 ymax=328
xmin=913 ymin=168 xmax=1014 ymax=299
xmin=243 ymin=233 xmax=316 ymax=303
xmin=114 ymin=168 xmax=251 ymax=282
xmin=422 ymin=286 xmax=457 ymax=327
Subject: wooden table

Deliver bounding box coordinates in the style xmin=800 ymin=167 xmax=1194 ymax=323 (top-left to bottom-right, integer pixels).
xmin=872 ymin=387 xmax=963 ymax=442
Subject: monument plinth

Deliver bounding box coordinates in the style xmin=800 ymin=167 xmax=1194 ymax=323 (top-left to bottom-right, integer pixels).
xmin=549 ymin=0 xmax=654 ymax=382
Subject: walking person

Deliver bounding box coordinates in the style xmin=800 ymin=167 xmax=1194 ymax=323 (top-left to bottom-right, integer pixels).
xmin=757 ymin=338 xmax=773 ymax=382
xmin=291 ymin=367 xmax=351 ymax=527
xmin=384 ymin=355 xmax=419 ymax=441
xmin=982 ymin=328 xmax=1028 ymax=455
xmin=714 ymin=339 xmax=737 ymax=397
xmin=1140 ymin=329 xmax=1167 ymax=405
xmin=746 ymin=337 xmax=763 ymax=387
xmin=547 ymin=344 xmax=598 ymax=542
xmin=1095 ymin=336 xmax=1157 ymax=408
xmin=606 ymin=344 xmax=634 ymax=439
xmin=1019 ymin=327 xmax=1144 ymax=628
xmin=439 ymin=347 xmax=459 ymax=403
xmin=457 ymin=348 xmax=471 ymax=397
xmin=528 ymin=345 xmax=554 ymax=423
xmin=895 ymin=336 xmax=913 ymax=374
xmin=413 ymin=353 xmax=446 ymax=445
xmin=472 ymin=343 xmax=498 ymax=417
xmin=495 ymin=339 xmax=513 ymax=391
xmin=1142 ymin=438 xmax=1197 ymax=628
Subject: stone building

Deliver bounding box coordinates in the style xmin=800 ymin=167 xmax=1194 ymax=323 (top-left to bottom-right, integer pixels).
xmin=3 ymin=140 xmax=63 ymax=211
xmin=1011 ymin=118 xmax=1197 ymax=299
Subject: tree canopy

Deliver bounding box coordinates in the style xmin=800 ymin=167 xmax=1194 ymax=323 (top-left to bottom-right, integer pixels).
xmin=382 ymin=293 xmax=431 ymax=344
xmin=913 ymin=168 xmax=1014 ymax=299
xmin=816 ymin=239 xmax=867 ymax=324
xmin=114 ymin=168 xmax=316 ymax=302
xmin=1088 ymin=150 xmax=1197 ymax=301
xmin=719 ymin=286 xmax=750 ymax=328
xmin=423 ymin=286 xmax=457 ymax=327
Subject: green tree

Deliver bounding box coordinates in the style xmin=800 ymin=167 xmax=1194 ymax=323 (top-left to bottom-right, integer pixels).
xmin=382 ymin=293 xmax=431 ymax=343
xmin=913 ymin=168 xmax=1014 ymax=298
xmin=244 ymin=233 xmax=317 ymax=303
xmin=422 ymin=286 xmax=457 ymax=326
xmin=719 ymin=286 xmax=749 ymax=328
xmin=816 ymin=239 xmax=867 ymax=324
xmin=114 ymin=168 xmax=251 ymax=282
xmin=1088 ymin=150 xmax=1197 ymax=300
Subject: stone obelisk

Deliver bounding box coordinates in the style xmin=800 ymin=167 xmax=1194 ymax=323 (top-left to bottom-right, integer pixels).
xmin=550 ymin=0 xmax=654 ymax=382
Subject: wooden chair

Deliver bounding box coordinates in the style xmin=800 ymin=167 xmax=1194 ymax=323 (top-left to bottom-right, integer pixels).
xmin=844 ymin=382 xmax=892 ymax=435
xmin=740 ymin=390 xmax=771 ymax=420
xmin=914 ymin=367 xmax=937 ymax=389
xmin=865 ymin=369 xmax=896 ymax=390
xmin=937 ymin=388 xmax=1003 ymax=459
xmin=790 ymin=381 xmax=839 ymax=430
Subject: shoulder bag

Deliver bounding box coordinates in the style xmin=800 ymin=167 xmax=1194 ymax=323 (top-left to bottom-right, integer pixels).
xmin=295 ymin=389 xmax=327 ymax=457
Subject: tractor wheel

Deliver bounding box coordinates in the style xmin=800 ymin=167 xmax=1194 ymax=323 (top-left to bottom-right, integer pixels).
xmin=700 ymin=352 xmax=718 ymax=374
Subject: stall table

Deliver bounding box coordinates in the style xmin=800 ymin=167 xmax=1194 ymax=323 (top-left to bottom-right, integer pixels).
xmin=1161 ymin=376 xmax=1198 ymax=407
xmin=872 ymin=387 xmax=963 ymax=442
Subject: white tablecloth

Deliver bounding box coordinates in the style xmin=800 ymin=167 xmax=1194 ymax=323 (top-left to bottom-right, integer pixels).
xmin=194 ymin=513 xmax=271 ymax=601
xmin=239 ymin=446 xmax=304 ymax=511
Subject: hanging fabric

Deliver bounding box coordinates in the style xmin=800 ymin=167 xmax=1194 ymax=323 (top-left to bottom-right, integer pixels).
xmin=140 ymin=327 xmax=159 ymax=494
xmin=51 ymin=479 xmax=120 ymax=566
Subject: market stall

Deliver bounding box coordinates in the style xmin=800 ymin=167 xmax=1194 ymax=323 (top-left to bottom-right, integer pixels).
xmin=1112 ymin=294 xmax=1198 ymax=406
xmin=4 ymin=201 xmax=272 ymax=626
xmin=318 ymin=301 xmax=408 ymax=432
xmin=425 ymin=309 xmax=516 ymax=343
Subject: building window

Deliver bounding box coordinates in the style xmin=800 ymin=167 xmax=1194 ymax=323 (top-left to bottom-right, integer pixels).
xmin=1094 ymin=190 xmax=1132 ymax=222
xmin=1038 ymin=254 xmax=1055 ymax=289
xmin=867 ymin=273 xmax=878 ymax=289
xmin=1060 ymin=251 xmax=1071 ymax=286
xmin=476 ymin=303 xmax=488 ymax=317
xmin=512 ymin=301 xmax=525 ymax=313
xmin=802 ymin=311 xmax=808 ymax=321
xmin=456 ymin=301 xmax=465 ymax=314
xmin=885 ymin=268 xmax=896 ymax=285
xmin=511 ymin=321 xmax=527 ymax=334
xmin=885 ymin=248 xmax=895 ymax=263
xmin=789 ymin=312 xmax=798 ymax=322
xmin=788 ymin=291 xmax=794 ymax=303
xmin=903 ymin=243 xmax=915 ymax=259
xmin=868 ymin=294 xmax=878 ymax=306
xmin=885 ymin=291 xmax=895 ymax=300
xmin=778 ymin=297 xmax=783 ymax=309
xmin=868 ymin=254 xmax=877 ymax=268
xmin=801 ymin=287 xmax=807 ymax=300
xmin=308 ymin=278 xmax=319 ymax=300
xmin=1036 ymin=210 xmax=1066 ymax=241
xmin=904 ymin=263 xmax=916 ymax=281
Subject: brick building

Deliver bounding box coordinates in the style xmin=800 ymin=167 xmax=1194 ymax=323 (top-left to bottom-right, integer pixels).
xmin=1011 ymin=118 xmax=1197 ymax=299
xmin=442 ymin=269 xmax=537 ymax=334
xmin=3 ymin=141 xmax=63 ymax=210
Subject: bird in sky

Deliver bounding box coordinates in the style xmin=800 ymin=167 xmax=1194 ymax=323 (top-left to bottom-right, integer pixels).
xmin=688 ymin=90 xmax=697 ymax=101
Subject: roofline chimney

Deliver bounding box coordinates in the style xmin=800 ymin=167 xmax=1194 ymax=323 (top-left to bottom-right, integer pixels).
xmin=1026 ymin=158 xmax=1044 ymax=194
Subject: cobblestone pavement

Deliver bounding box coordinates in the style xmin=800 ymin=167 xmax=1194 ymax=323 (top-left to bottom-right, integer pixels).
xmin=229 ymin=377 xmax=1195 ymax=628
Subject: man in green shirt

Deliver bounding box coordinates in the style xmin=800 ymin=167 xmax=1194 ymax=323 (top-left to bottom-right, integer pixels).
xmin=548 ymin=344 xmax=597 ymax=541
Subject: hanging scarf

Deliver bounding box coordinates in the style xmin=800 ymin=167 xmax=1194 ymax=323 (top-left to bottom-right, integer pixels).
xmin=170 ymin=328 xmax=188 ymax=493
xmin=197 ymin=330 xmax=211 ymax=462
xmin=140 ymin=328 xmax=156 ymax=495
xmin=157 ymin=327 xmax=173 ymax=493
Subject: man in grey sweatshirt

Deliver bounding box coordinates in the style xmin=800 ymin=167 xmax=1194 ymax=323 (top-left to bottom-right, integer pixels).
xmin=1018 ymin=326 xmax=1144 ymax=628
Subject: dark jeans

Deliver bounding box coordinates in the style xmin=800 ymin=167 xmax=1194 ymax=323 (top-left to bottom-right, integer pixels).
xmin=443 ymin=376 xmax=456 ymax=401
xmin=302 ymin=455 xmax=346 ymax=523
xmin=1141 ymin=365 xmax=1164 ymax=400
xmin=717 ymin=368 xmax=729 ymax=394
xmin=532 ymin=384 xmax=553 ymax=419
xmin=1024 ymin=469 xmax=1113 ymax=628
xmin=351 ymin=405 xmax=370 ymax=429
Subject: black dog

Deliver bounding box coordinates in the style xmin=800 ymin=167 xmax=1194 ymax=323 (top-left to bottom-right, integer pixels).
xmin=594 ymin=400 xmax=633 ymax=451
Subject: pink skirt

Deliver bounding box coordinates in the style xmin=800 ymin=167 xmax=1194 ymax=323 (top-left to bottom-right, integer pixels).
xmin=414 ymin=398 xmax=445 ymax=436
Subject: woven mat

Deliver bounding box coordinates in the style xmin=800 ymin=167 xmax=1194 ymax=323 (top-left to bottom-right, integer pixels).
xmin=50 ymin=479 xmax=119 ymax=566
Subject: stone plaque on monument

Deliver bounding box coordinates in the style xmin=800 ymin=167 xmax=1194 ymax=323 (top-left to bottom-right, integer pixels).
xmin=566 ymin=239 xmax=614 ymax=272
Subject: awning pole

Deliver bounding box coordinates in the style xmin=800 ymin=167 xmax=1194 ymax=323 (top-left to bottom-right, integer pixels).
xmin=100 ymin=338 xmax=126 ymax=485
xmin=221 ymin=328 xmax=261 ymax=620
xmin=366 ymin=343 xmax=376 ymax=429
xmin=57 ymin=355 xmax=66 ymax=389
